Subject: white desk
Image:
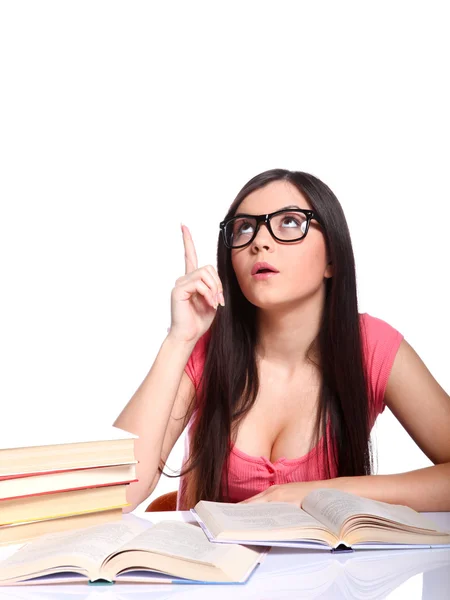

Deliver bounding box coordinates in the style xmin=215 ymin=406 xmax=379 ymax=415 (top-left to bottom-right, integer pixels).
xmin=0 ymin=509 xmax=449 ymax=599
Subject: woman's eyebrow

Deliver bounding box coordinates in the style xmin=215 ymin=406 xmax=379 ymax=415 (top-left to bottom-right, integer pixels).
xmin=234 ymin=204 xmax=300 ymax=217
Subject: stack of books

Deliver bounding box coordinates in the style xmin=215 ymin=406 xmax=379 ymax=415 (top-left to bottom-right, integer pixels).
xmin=0 ymin=426 xmax=137 ymax=546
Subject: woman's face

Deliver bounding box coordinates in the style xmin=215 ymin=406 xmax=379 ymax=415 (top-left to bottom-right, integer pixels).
xmin=230 ymin=180 xmax=332 ymax=309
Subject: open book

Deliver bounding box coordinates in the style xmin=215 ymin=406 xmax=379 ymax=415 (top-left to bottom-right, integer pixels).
xmin=0 ymin=517 xmax=264 ymax=585
xmin=2 ymin=546 xmax=449 ymax=600
xmin=191 ymin=488 xmax=450 ymax=551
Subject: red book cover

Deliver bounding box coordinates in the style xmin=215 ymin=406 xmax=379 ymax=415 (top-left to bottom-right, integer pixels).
xmin=0 ymin=462 xmax=138 ymax=481
xmin=0 ymin=479 xmax=138 ymax=502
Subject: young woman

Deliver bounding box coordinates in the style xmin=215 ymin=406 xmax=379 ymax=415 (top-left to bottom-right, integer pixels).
xmin=114 ymin=169 xmax=450 ymax=512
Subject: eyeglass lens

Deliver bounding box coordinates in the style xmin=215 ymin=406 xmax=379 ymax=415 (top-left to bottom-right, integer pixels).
xmin=225 ymin=211 xmax=308 ymax=248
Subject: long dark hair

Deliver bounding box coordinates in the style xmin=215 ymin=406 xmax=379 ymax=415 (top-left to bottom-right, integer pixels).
xmin=169 ymin=169 xmax=374 ymax=508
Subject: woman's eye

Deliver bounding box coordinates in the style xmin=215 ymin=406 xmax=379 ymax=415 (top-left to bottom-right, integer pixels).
xmin=239 ymin=222 xmax=254 ymax=233
xmin=282 ymin=217 xmax=300 ymax=227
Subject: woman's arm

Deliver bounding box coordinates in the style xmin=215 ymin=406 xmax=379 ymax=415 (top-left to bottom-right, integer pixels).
xmin=113 ymin=334 xmax=196 ymax=512
xmin=383 ymin=338 xmax=450 ymax=466
xmin=334 ymin=337 xmax=450 ymax=511
xmin=243 ymin=339 xmax=450 ymax=511
xmin=114 ymin=223 xmax=220 ymax=511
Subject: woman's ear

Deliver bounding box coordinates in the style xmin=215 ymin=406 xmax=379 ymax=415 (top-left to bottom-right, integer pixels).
xmin=324 ymin=261 xmax=333 ymax=279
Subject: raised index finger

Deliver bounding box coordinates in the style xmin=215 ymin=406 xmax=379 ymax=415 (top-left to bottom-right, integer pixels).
xmin=181 ymin=224 xmax=198 ymax=274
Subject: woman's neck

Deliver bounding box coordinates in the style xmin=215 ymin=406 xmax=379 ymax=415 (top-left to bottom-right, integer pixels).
xmin=255 ymin=293 xmax=324 ymax=373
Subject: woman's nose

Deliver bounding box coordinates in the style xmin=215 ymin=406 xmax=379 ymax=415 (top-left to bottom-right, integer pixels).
xmin=251 ymin=222 xmax=273 ymax=250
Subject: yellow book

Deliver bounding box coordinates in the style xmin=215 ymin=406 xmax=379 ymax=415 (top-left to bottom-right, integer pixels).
xmin=0 ymin=509 xmax=123 ymax=546
xmin=0 ymin=485 xmax=129 ymax=526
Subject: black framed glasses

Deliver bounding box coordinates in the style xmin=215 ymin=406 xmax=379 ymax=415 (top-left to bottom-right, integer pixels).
xmin=219 ymin=208 xmax=321 ymax=249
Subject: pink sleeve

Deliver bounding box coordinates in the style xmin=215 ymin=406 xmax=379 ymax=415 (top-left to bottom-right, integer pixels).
xmin=360 ymin=313 xmax=404 ymax=419
xmin=184 ymin=330 xmax=211 ymax=391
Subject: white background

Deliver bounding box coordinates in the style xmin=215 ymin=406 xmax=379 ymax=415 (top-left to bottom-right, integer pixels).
xmin=1 ymin=0 xmax=448 ymax=518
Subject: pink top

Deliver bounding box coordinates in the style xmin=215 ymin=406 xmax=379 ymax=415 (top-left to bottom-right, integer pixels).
xmin=177 ymin=312 xmax=403 ymax=509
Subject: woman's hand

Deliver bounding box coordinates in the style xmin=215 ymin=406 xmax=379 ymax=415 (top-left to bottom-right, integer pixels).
xmin=168 ymin=224 xmax=225 ymax=344
xmin=238 ymin=481 xmax=321 ymax=507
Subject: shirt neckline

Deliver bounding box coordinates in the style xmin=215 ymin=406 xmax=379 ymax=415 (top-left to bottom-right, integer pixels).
xmin=230 ymin=434 xmax=325 ymax=466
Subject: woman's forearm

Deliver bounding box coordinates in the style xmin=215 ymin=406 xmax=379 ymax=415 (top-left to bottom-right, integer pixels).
xmin=113 ymin=334 xmax=196 ymax=510
xmin=327 ymin=462 xmax=450 ymax=512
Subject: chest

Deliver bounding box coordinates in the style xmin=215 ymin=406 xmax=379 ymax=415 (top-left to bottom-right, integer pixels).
xmin=232 ymin=363 xmax=323 ymax=462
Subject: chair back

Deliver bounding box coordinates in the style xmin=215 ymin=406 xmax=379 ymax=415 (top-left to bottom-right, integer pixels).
xmin=145 ymin=490 xmax=178 ymax=512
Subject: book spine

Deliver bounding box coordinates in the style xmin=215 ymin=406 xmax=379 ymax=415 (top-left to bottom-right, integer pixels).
xmin=331 ymin=542 xmax=353 ymax=553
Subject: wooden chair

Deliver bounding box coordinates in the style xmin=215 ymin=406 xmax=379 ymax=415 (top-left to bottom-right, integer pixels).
xmin=145 ymin=490 xmax=178 ymax=512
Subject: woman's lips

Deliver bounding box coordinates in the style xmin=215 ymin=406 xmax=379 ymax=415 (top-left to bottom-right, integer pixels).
xmin=252 ymin=271 xmax=280 ymax=280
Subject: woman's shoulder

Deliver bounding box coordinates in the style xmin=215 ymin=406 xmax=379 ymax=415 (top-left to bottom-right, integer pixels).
xmin=358 ymin=312 xmax=403 ymax=347
xmin=184 ymin=328 xmax=212 ymax=390
xmin=358 ymin=312 xmax=404 ymax=414
xmin=194 ymin=328 xmax=212 ymax=355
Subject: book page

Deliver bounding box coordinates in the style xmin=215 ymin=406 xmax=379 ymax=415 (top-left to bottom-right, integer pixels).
xmin=0 ymin=520 xmax=149 ymax=578
xmin=111 ymin=520 xmax=251 ymax=565
xmin=302 ymin=488 xmax=445 ymax=537
xmin=196 ymin=501 xmax=325 ymax=533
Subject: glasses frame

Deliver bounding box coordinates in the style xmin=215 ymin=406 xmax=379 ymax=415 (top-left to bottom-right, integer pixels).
xmin=219 ymin=208 xmax=321 ymax=249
